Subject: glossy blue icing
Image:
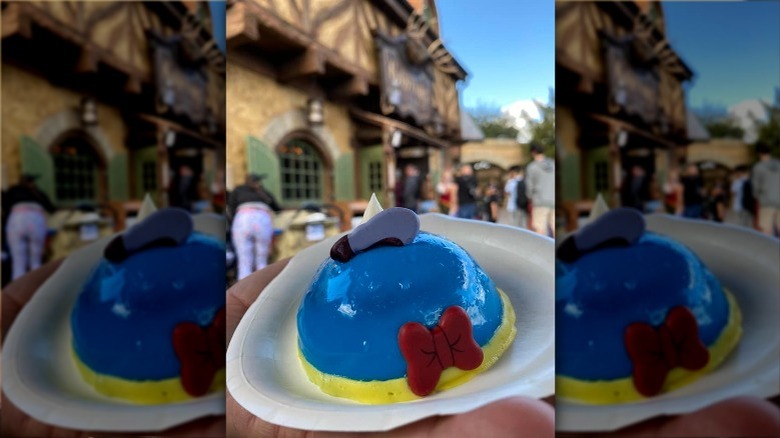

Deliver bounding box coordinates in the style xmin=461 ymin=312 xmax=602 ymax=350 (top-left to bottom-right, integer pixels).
xmin=297 ymin=232 xmax=504 ymax=381
xmin=556 ymin=232 xmax=729 ymax=381
xmin=71 ymin=232 xmax=225 ymax=380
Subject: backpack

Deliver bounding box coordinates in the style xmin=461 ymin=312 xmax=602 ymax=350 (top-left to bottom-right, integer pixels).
xmin=741 ymin=179 xmax=756 ymax=213
xmin=515 ymin=179 xmax=529 ymax=210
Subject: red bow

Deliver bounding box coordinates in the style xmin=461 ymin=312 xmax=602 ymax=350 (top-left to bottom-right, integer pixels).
xmin=398 ymin=306 xmax=484 ymax=397
xmin=173 ymin=308 xmax=226 ymax=397
xmin=624 ymin=306 xmax=709 ymax=397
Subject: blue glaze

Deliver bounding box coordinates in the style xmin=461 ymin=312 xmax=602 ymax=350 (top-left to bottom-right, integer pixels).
xmin=297 ymin=232 xmax=504 ymax=381
xmin=556 ymin=232 xmax=729 ymax=380
xmin=71 ymin=232 xmax=225 ymax=380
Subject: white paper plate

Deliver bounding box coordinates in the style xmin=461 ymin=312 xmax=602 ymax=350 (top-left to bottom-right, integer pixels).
xmin=228 ymin=214 xmax=555 ymax=432
xmin=2 ymin=214 xmax=227 ymax=432
xmin=556 ymin=214 xmax=780 ymax=432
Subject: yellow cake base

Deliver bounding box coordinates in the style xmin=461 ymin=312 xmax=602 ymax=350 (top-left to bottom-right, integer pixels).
xmin=298 ymin=289 xmax=518 ymax=404
xmin=73 ymin=348 xmax=225 ymax=404
xmin=557 ymin=289 xmax=743 ymax=404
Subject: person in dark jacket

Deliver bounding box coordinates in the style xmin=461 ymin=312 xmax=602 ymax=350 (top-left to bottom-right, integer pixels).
xmin=452 ymin=163 xmax=478 ymax=220
xmin=681 ymin=163 xmax=705 ymax=219
xmin=3 ymin=174 xmax=56 ymax=280
xmin=227 ymin=174 xmax=281 ymax=280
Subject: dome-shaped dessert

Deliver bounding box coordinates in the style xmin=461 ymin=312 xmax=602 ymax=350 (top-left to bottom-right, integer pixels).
xmin=71 ymin=208 xmax=226 ymax=404
xmin=296 ymin=207 xmax=516 ymax=403
xmin=555 ymin=208 xmax=742 ymax=403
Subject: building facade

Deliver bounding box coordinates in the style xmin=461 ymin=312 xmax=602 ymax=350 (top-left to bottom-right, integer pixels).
xmin=556 ymin=1 xmax=692 ymax=220
xmin=1 ymin=1 xmax=225 ymax=225
xmin=226 ymin=0 xmax=467 ymax=208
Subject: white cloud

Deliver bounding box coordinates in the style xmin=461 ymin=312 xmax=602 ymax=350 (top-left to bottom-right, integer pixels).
xmin=501 ymin=99 xmax=544 ymax=143
xmin=728 ymin=99 xmax=770 ymax=144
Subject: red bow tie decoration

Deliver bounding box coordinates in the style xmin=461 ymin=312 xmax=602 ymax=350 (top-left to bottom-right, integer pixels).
xmin=398 ymin=306 xmax=484 ymax=397
xmin=624 ymin=306 xmax=709 ymax=397
xmin=173 ymin=308 xmax=226 ymax=397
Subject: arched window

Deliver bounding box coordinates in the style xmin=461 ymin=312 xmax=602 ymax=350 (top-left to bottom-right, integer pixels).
xmin=50 ymin=132 xmax=103 ymax=204
xmin=278 ymin=137 xmax=325 ymax=203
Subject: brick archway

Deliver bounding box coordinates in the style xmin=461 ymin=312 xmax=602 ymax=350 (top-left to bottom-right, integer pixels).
xmin=260 ymin=109 xmax=340 ymax=165
xmin=35 ymin=108 xmax=115 ymax=162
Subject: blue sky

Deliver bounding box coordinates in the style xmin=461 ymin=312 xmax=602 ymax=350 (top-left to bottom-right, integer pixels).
xmin=436 ymin=0 xmax=555 ymax=110
xmin=663 ymin=1 xmax=780 ymax=109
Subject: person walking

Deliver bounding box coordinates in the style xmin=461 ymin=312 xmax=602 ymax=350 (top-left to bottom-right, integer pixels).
xmin=729 ymin=166 xmax=753 ymax=227
xmin=525 ymin=143 xmax=556 ymax=237
xmin=504 ymin=166 xmax=528 ymax=229
xmin=436 ymin=169 xmax=456 ymax=215
xmin=621 ymin=164 xmax=649 ymax=212
xmin=707 ymin=180 xmax=728 ymax=223
xmin=485 ymin=182 xmax=501 ymax=223
xmin=228 ymin=174 xmax=281 ymax=280
xmin=751 ymin=144 xmax=780 ymax=236
xmin=168 ymin=164 xmax=199 ymax=212
xmin=452 ymin=163 xmax=478 ymax=220
xmin=681 ymin=163 xmax=705 ymax=219
xmin=401 ymin=164 xmax=422 ymax=213
xmin=2 ymin=174 xmax=57 ymax=280
xmin=663 ymin=169 xmax=684 ymax=215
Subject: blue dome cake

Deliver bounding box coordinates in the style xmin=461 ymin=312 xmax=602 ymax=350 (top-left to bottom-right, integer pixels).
xmin=296 ymin=208 xmax=516 ymax=403
xmin=71 ymin=208 xmax=226 ymax=403
xmin=555 ymin=208 xmax=742 ymax=403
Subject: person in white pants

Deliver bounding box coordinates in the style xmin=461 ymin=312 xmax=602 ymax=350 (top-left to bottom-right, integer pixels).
xmin=228 ymin=174 xmax=281 ymax=280
xmin=3 ymin=174 xmax=56 ymax=280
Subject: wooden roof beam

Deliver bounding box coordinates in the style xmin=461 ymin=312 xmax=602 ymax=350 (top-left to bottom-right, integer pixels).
xmin=226 ymin=2 xmax=259 ymax=48
xmin=2 ymin=3 xmax=32 ymax=39
xmin=330 ymin=76 xmax=369 ymax=99
xmin=278 ymin=47 xmax=325 ymax=82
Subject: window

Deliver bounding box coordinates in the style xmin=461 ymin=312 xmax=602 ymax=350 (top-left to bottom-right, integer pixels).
xmin=595 ymin=161 xmax=609 ymax=193
xmin=142 ymin=161 xmax=157 ymax=193
xmin=51 ymin=135 xmax=101 ymax=203
xmin=278 ymin=138 xmax=323 ymax=203
xmin=368 ymin=161 xmax=383 ymax=193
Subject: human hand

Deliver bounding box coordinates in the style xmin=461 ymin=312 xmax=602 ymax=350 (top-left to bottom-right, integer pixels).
xmin=226 ymin=259 xmax=555 ymax=438
xmin=1 ymin=259 xmax=226 ymax=438
xmin=557 ymin=396 xmax=779 ymax=437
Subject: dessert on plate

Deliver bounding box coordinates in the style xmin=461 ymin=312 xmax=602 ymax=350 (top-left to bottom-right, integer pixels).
xmin=70 ymin=206 xmax=226 ymax=404
xmin=556 ymin=206 xmax=742 ymax=404
xmin=296 ymin=201 xmax=517 ymax=404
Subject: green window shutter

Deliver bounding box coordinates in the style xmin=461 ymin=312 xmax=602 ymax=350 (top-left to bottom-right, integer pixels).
xmin=246 ymin=135 xmax=280 ymax=200
xmin=20 ymin=135 xmax=55 ymax=201
xmin=359 ymin=144 xmax=385 ymax=204
xmin=134 ymin=147 xmax=158 ymax=199
xmin=108 ymin=153 xmax=129 ymax=201
xmin=334 ymin=152 xmax=355 ymax=201
xmin=560 ymin=153 xmax=581 ymax=202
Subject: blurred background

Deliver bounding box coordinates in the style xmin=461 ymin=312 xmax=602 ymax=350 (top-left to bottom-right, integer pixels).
xmin=1 ymin=1 xmax=226 ymax=286
xmin=224 ymin=0 xmax=555 ymax=284
xmin=555 ymin=0 xmax=780 ymax=235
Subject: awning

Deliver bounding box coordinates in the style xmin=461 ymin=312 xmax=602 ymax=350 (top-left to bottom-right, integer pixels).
xmin=350 ymin=108 xmax=451 ymax=149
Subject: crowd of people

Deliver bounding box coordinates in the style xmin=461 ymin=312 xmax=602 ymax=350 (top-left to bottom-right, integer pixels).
xmin=394 ymin=143 xmax=557 ymax=238
xmin=620 ymin=144 xmax=780 ymax=237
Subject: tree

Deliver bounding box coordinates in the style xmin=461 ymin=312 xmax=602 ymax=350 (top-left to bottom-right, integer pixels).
xmin=522 ymin=99 xmax=555 ymax=158
xmin=467 ymin=104 xmax=519 ymax=139
xmin=703 ymin=118 xmax=745 ymax=139
xmin=754 ymin=100 xmax=780 ymax=157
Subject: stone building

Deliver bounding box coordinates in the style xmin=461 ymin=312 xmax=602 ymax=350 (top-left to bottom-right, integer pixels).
xmin=460 ymin=138 xmax=526 ymax=186
xmin=556 ymin=1 xmax=693 ymax=221
xmin=1 ymin=1 xmax=225 ymax=225
xmin=225 ymin=0 xmax=469 ymax=208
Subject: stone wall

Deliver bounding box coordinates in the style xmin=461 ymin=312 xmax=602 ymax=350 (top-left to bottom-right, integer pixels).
xmin=686 ymin=139 xmax=752 ymax=169
xmin=225 ymin=61 xmax=354 ymax=189
xmin=460 ymin=138 xmax=527 ymax=170
xmin=1 ymin=64 xmax=127 ymax=189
